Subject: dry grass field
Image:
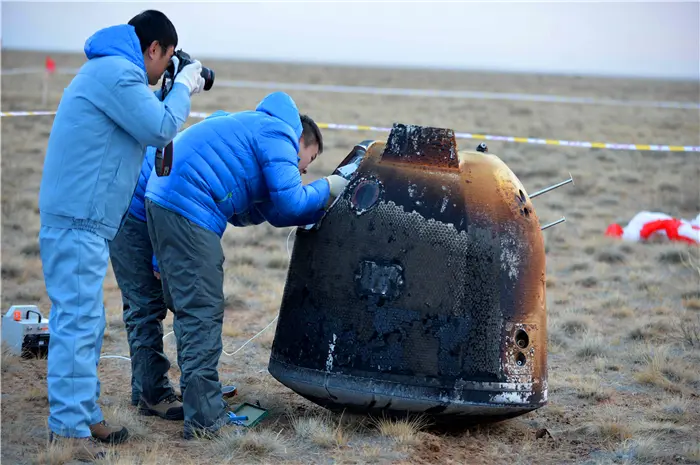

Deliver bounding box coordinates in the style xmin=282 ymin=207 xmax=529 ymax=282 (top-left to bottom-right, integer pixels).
xmin=2 ymin=50 xmax=699 ymax=464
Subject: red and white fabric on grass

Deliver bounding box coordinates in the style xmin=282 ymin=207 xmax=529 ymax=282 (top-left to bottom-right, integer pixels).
xmin=605 ymin=211 xmax=700 ymax=245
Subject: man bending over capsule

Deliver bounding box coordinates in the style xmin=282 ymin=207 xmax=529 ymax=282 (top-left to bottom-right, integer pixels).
xmin=142 ymin=91 xmax=348 ymax=439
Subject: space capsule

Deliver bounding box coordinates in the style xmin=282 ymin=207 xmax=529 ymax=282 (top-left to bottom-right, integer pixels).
xmin=268 ymin=123 xmax=563 ymax=424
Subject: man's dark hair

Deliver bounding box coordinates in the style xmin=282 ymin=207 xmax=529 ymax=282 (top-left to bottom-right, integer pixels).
xmin=128 ymin=10 xmax=178 ymax=54
xmin=300 ymin=114 xmax=323 ymax=154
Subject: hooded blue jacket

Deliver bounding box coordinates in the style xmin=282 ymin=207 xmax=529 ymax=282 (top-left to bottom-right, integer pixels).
xmin=38 ymin=24 xmax=191 ymax=241
xmin=145 ymin=92 xmax=330 ymax=237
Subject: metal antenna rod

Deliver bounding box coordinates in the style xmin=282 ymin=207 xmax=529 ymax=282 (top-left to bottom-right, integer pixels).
xmin=541 ymin=217 xmax=566 ymax=231
xmin=529 ymin=173 xmax=575 ymax=199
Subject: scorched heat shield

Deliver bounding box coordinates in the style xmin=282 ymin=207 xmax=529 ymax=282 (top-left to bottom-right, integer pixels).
xmin=268 ymin=123 xmax=548 ymax=423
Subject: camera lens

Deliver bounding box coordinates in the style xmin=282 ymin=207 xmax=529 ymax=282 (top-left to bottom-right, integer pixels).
xmin=201 ymin=67 xmax=215 ymax=91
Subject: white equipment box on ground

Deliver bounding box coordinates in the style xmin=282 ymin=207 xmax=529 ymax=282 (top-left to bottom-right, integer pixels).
xmin=1 ymin=305 xmax=50 ymax=357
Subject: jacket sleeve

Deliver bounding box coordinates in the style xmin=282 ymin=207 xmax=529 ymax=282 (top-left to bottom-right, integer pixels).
xmin=227 ymin=207 xmax=267 ymax=227
xmin=152 ymin=254 xmax=160 ymax=273
xmin=97 ymin=68 xmax=191 ymax=148
xmin=255 ymin=123 xmax=330 ymax=219
xmin=252 ymin=201 xmax=324 ymax=228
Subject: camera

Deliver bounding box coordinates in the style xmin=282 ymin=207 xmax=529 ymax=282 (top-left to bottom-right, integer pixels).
xmin=165 ymin=49 xmax=215 ymax=92
xmin=155 ymin=50 xmax=215 ymax=177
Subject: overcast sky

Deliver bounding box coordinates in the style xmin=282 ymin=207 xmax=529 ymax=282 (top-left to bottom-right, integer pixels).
xmin=2 ymin=1 xmax=698 ymax=80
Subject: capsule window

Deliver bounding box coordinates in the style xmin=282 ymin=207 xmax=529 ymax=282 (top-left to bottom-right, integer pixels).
xmin=351 ymin=180 xmax=381 ymax=213
xmin=515 ymin=352 xmax=527 ymax=367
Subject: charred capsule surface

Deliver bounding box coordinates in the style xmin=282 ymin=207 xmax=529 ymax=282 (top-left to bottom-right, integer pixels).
xmin=269 ymin=123 xmax=548 ymax=424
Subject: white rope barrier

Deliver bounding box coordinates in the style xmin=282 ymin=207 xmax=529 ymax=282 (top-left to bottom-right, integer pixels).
xmin=2 ymin=66 xmax=697 ymax=110
xmin=2 ymin=110 xmax=698 ymax=153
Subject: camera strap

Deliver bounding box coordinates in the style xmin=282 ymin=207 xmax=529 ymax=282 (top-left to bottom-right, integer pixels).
xmin=155 ymin=142 xmax=174 ymax=177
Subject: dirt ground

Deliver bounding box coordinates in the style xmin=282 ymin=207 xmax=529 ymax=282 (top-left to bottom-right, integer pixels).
xmin=1 ymin=50 xmax=699 ymax=465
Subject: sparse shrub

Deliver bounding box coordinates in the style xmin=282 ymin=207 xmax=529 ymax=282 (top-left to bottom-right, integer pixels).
xmin=21 ymin=242 xmax=41 ymax=257
xmin=612 ymin=307 xmax=634 ymax=319
xmin=632 ymin=420 xmax=689 ymax=435
xmin=652 ymin=398 xmax=689 ymax=423
xmin=34 ymin=440 xmax=76 ymax=465
xmin=658 ymin=182 xmax=681 ymax=193
xmin=619 ymin=435 xmax=661 ymax=462
xmin=291 ymin=414 xmax=344 ymax=448
xmin=574 ymin=377 xmax=612 ymax=402
xmin=231 ymin=254 xmax=256 ymax=266
xmin=24 ymin=387 xmax=47 ymax=404
xmin=683 ymin=443 xmax=700 ymax=461
xmin=509 ymin=106 xmax=533 ymax=117
xmin=634 ymin=346 xmax=696 ymax=394
xmin=2 ymin=264 xmax=22 ymax=279
xmin=561 ymin=316 xmax=590 ymax=336
xmin=102 ymin=406 xmax=150 ymax=440
xmin=569 ymin=262 xmax=590 ymax=272
xmin=222 ymin=322 xmax=243 ymax=338
xmin=593 ymin=356 xmax=606 ymax=373
xmin=596 ymin=248 xmax=626 ymax=264
xmin=212 ymin=428 xmax=290 ymax=463
xmin=576 ymin=412 xmax=632 ymax=445
xmin=370 ymin=414 xmax=430 ymax=446
xmin=2 ymin=345 xmax=21 ymax=373
xmin=658 ymin=250 xmax=685 ymax=265
xmin=627 ymin=320 xmax=672 ymax=342
xmin=266 ymin=257 xmax=288 ymax=270
xmin=575 ymin=332 xmax=608 ymax=359
xmin=675 ymin=313 xmax=700 ymax=348
xmin=576 ymin=276 xmax=598 ymax=288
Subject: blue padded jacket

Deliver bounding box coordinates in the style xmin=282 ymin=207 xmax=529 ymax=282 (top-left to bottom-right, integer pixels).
xmin=145 ymin=92 xmax=330 ymax=237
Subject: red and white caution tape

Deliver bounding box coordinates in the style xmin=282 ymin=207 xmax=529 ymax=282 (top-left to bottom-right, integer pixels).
xmin=2 ymin=109 xmax=698 ymax=153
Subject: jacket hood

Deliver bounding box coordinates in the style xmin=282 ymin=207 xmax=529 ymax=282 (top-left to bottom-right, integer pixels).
xmin=84 ymin=24 xmax=146 ymax=73
xmin=255 ymin=92 xmax=302 ymax=138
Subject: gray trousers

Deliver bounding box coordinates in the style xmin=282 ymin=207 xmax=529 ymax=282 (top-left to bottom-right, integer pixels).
xmin=108 ymin=213 xmax=175 ymax=406
xmin=145 ymin=199 xmax=228 ymax=437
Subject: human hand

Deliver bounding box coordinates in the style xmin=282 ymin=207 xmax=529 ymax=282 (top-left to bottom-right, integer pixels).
xmin=153 ymin=271 xmax=161 ymax=280
xmin=325 ymin=175 xmax=349 ymax=198
xmin=174 ymin=60 xmax=205 ymax=95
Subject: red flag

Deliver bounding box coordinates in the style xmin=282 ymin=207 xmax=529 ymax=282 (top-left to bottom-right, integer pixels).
xmin=45 ymin=56 xmax=56 ymax=74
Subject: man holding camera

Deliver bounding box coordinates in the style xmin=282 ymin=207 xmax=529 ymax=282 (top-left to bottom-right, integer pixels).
xmin=37 ymin=10 xmax=205 ymax=460
xmin=143 ymin=91 xmax=349 ymax=439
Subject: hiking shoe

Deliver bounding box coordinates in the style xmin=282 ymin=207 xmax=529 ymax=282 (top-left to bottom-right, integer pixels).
xmin=138 ymin=393 xmax=184 ymax=421
xmin=48 ymin=431 xmax=107 ymax=462
xmin=89 ymin=420 xmax=129 ymax=444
